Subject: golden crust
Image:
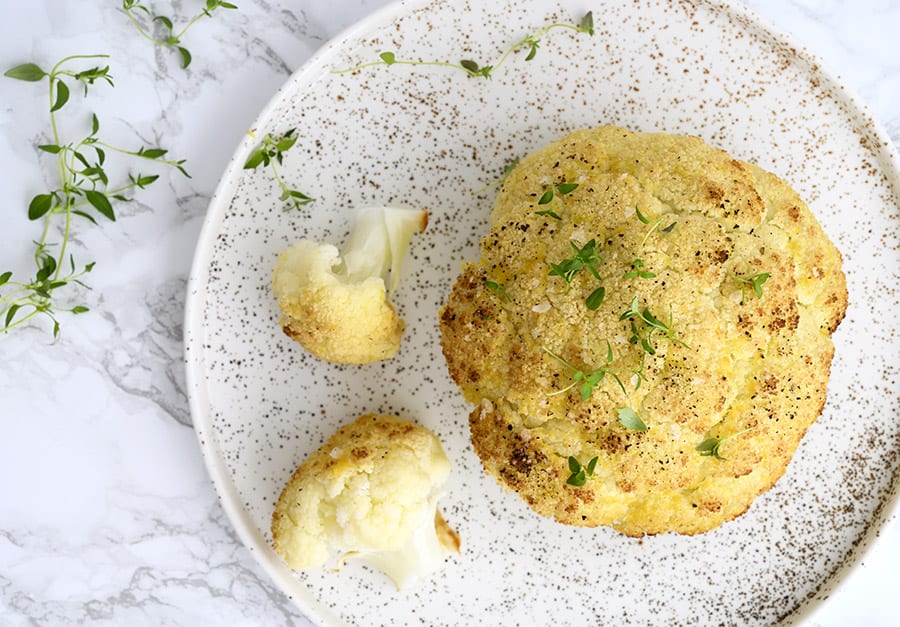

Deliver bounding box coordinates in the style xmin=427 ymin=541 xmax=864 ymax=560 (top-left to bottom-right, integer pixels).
xmin=439 ymin=126 xmax=847 ymax=535
xmin=278 ymin=279 xmax=405 ymax=365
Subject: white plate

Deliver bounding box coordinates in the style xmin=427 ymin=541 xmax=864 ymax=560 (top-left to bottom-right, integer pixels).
xmin=184 ymin=0 xmax=900 ymax=624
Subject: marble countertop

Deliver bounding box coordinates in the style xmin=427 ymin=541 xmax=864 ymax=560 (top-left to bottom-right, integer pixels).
xmin=1 ymin=1 xmax=897 ymax=625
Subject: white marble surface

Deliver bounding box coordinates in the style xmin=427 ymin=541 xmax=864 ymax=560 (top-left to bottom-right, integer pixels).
xmin=0 ymin=0 xmax=896 ymax=625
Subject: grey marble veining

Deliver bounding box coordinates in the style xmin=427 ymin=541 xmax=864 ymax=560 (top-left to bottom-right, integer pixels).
xmin=0 ymin=1 xmax=897 ymax=625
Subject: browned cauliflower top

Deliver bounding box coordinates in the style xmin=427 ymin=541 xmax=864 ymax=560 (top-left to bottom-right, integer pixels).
xmin=439 ymin=126 xmax=846 ymax=535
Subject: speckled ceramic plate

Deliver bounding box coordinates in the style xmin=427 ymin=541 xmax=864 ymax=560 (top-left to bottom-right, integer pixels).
xmin=184 ymin=0 xmax=900 ymax=624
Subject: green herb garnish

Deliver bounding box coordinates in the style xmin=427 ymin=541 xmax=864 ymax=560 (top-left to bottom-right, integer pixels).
xmin=624 ymin=207 xmax=675 ymax=280
xmin=629 ymin=355 xmax=650 ymax=391
xmin=548 ymin=238 xmax=607 ymax=310
xmin=548 ymin=239 xmax=601 ymax=284
xmin=619 ymin=296 xmax=689 ymax=355
xmin=623 ymin=258 xmax=656 ymax=279
xmin=616 ymin=407 xmax=648 ymax=432
xmin=585 ymin=286 xmax=606 ymax=310
xmin=660 ymin=222 xmax=677 ymax=234
xmin=566 ymin=455 xmax=598 ymax=487
xmin=578 ymin=11 xmax=595 ymax=35
xmin=1 ymin=56 xmax=189 ymax=337
xmin=484 ymin=279 xmax=512 ymax=302
xmin=122 ymin=0 xmax=238 ymax=68
xmin=537 ymin=181 xmax=579 ymax=208
xmin=695 ymin=429 xmax=751 ymax=461
xmin=543 ymin=342 xmax=626 ymax=401
xmin=243 ymin=128 xmax=314 ymax=210
xmin=733 ymin=272 xmax=770 ymax=305
xmin=535 ymin=181 xmax=579 ymax=219
xmin=333 ymin=12 xmax=594 ymax=79
xmin=474 ymin=157 xmax=520 ymax=195
xmin=534 ymin=209 xmax=562 ymax=220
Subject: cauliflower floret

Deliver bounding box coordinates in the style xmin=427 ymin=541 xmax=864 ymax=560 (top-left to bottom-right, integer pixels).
xmin=271 ymin=414 xmax=460 ymax=589
xmin=272 ymin=207 xmax=427 ymax=364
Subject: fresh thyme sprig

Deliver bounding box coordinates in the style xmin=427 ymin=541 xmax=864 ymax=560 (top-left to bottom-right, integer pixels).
xmin=332 ymin=12 xmax=594 ymax=79
xmin=484 ymin=279 xmax=512 ymax=302
xmin=538 ymin=182 xmax=579 ymax=206
xmin=626 ymin=352 xmax=651 ymax=391
xmin=121 ymin=0 xmax=238 ymax=68
xmin=474 ymin=157 xmax=520 ymax=195
xmin=534 ymin=181 xmax=578 ymax=221
xmin=733 ymin=272 xmax=770 ymax=305
xmin=543 ymin=343 xmax=627 ymax=401
xmin=548 ymin=239 xmax=600 ymax=284
xmin=623 ymin=258 xmax=655 ymax=280
xmin=543 ymin=348 xmax=649 ymax=432
xmin=243 ymin=129 xmax=314 ymax=211
xmin=619 ymin=296 xmax=690 ymax=355
xmin=548 ymin=238 xmax=608 ymax=309
xmin=566 ymin=455 xmax=598 ymax=487
xmin=1 ymin=56 xmax=189 ymax=337
xmin=624 ymin=207 xmax=675 ymax=280
xmin=695 ymin=428 xmax=752 ymax=461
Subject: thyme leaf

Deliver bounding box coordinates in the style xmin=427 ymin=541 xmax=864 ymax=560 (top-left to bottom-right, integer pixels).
xmin=243 ymin=128 xmax=314 ymax=211
xmin=484 ymin=279 xmax=512 ymax=302
xmin=619 ymin=296 xmax=690 ymax=355
xmin=2 ymin=55 xmax=188 ymax=337
xmin=333 ymin=12 xmax=595 ymax=79
xmin=543 ymin=341 xmax=625 ymax=401
xmin=733 ymin=272 xmax=770 ymax=305
xmin=548 ymin=239 xmax=601 ymax=284
xmin=122 ymin=0 xmax=238 ymax=68
xmin=696 ymin=429 xmax=752 ymax=461
xmin=616 ymin=407 xmax=648 ymax=432
xmin=566 ymin=455 xmax=598 ymax=486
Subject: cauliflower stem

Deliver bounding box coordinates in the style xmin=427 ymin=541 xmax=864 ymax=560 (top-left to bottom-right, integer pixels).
xmin=357 ymin=504 xmax=460 ymax=590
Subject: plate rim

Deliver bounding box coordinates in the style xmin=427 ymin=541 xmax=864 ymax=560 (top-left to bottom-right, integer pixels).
xmin=182 ymin=0 xmax=900 ymax=625
xmin=182 ymin=2 xmax=427 ymax=623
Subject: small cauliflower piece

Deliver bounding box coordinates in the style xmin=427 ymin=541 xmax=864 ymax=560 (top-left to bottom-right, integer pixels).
xmin=272 ymin=207 xmax=427 ymax=364
xmin=271 ymin=414 xmax=460 ymax=590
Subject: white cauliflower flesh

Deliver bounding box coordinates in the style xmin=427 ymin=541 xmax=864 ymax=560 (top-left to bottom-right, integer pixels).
xmin=271 ymin=414 xmax=460 ymax=590
xmin=272 ymin=206 xmax=428 ymax=365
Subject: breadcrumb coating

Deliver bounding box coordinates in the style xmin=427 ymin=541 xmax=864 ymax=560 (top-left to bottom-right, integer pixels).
xmin=273 ymin=240 xmax=405 ymax=364
xmin=439 ymin=126 xmax=846 ymax=535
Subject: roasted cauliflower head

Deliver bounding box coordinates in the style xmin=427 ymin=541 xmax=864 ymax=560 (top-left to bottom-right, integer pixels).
xmin=439 ymin=126 xmax=847 ymax=536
